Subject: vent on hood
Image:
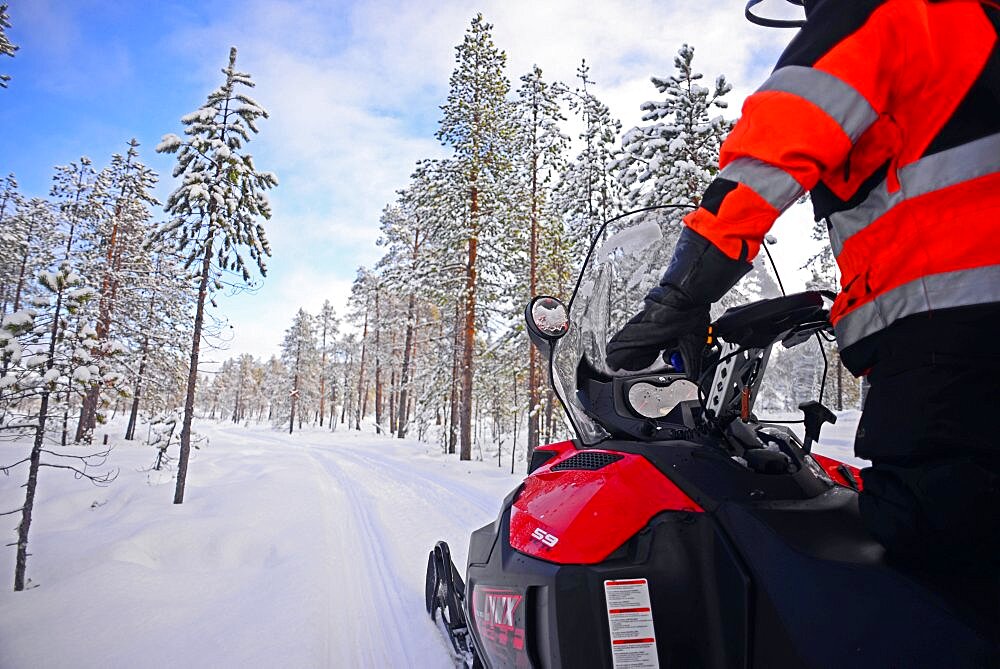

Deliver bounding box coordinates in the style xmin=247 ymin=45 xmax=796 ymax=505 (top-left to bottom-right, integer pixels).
xmin=551 ymin=452 xmax=623 ymax=472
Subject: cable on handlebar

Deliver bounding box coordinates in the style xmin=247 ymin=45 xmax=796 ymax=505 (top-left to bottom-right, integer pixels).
xmin=761 ymin=240 xmax=786 ymax=296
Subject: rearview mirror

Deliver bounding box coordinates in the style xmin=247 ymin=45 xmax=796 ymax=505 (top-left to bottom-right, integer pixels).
xmin=526 ymin=296 xmax=569 ymax=341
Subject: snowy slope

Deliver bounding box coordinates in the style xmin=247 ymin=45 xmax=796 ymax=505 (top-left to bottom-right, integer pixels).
xmin=0 ymin=415 xmax=861 ymax=668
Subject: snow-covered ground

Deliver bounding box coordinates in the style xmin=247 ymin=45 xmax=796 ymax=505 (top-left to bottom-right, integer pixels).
xmin=0 ymin=414 xmax=862 ymax=668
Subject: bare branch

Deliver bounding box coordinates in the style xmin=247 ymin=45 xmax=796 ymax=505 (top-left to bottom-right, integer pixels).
xmin=39 ymin=463 xmax=119 ymax=486
xmin=0 ymin=457 xmax=30 ymax=474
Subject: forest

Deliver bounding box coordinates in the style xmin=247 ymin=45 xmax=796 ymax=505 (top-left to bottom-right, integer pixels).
xmin=0 ymin=11 xmax=859 ymax=591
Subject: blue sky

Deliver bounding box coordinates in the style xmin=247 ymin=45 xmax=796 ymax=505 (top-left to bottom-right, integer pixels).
xmin=1 ymin=0 xmax=813 ymax=361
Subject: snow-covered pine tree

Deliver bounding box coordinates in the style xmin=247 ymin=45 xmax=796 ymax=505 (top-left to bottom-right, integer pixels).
xmin=347 ymin=268 xmax=379 ymax=431
xmin=618 ymin=44 xmax=732 ymax=215
xmin=316 ymin=300 xmax=339 ymax=427
xmin=556 ymin=61 xmax=625 ymax=257
xmin=153 ymin=46 xmax=277 ymax=503
xmin=260 ymin=355 xmax=288 ymax=424
xmin=0 ymin=4 xmax=17 ymax=88
xmin=48 ymin=158 xmax=106 ymax=445
xmin=76 ymin=139 xmax=160 ymax=443
xmin=1 ymin=199 xmax=59 ymax=325
xmin=436 ymin=14 xmax=517 ymax=461
xmin=514 ymin=65 xmax=569 ymax=459
xmin=377 ymin=162 xmax=464 ymax=441
xmin=123 ymin=250 xmax=193 ymax=441
xmin=280 ymin=310 xmax=318 ymax=434
xmin=0 ymin=174 xmax=25 ymax=314
xmin=1 ymin=263 xmax=115 ymax=591
xmin=404 ymin=159 xmax=471 ymax=452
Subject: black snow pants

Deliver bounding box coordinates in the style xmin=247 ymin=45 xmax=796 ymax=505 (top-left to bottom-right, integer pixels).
xmin=851 ymin=307 xmax=1000 ymax=635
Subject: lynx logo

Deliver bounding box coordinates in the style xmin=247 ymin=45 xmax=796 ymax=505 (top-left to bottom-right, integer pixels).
xmin=531 ymin=527 xmax=559 ymax=547
xmin=473 ymin=587 xmax=528 ymax=666
xmin=474 ymin=588 xmax=524 ymax=631
xmin=484 ymin=594 xmax=521 ymax=627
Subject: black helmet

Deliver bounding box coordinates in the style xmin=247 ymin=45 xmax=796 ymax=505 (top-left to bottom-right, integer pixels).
xmin=745 ymin=0 xmax=807 ymax=28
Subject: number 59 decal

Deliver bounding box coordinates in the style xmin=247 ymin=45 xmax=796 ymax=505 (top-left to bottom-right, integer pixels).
xmin=531 ymin=527 xmax=559 ymax=547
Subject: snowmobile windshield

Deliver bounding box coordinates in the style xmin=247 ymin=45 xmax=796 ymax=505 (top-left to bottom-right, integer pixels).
xmin=551 ymin=208 xmax=779 ymax=445
xmin=552 ymin=209 xmax=681 ymax=445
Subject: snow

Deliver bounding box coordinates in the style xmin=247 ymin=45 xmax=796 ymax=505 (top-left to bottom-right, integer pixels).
xmin=1 ymin=311 xmax=32 ymax=328
xmin=156 ymin=134 xmax=182 ymax=153
xmin=0 ymin=413 xmax=864 ymax=667
xmin=0 ymin=420 xmax=518 ymax=668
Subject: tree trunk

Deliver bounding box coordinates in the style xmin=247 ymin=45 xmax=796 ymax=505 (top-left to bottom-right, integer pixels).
xmin=14 ymin=281 xmax=66 ymax=590
xmin=124 ymin=337 xmax=149 ymax=440
xmin=289 ymin=374 xmax=298 ymax=434
xmin=340 ymin=365 xmax=350 ymax=425
xmin=319 ymin=316 xmax=329 ymax=428
xmin=527 ymin=149 xmax=541 ymax=460
xmin=15 ymin=391 xmax=47 ymax=591
xmin=397 ymin=294 xmax=416 ymax=439
xmin=448 ymin=296 xmax=463 ymax=455
xmin=388 ymin=367 xmax=397 ymax=436
xmin=175 ymin=234 xmax=214 ymax=505
xmin=329 ymin=382 xmax=337 ymax=431
xmin=355 ymin=307 xmax=369 ymax=431
xmin=459 ymin=184 xmax=479 ymax=462
xmin=289 ymin=335 xmax=302 ymax=434
xmin=374 ymin=286 xmax=383 ymax=433
xmin=11 ymin=212 xmax=37 ymax=314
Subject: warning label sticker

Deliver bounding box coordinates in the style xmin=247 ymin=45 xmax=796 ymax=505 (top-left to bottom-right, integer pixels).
xmin=604 ymin=578 xmax=659 ymax=669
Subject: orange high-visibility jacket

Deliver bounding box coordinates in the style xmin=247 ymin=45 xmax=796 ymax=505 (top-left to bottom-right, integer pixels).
xmin=685 ymin=0 xmax=1000 ymax=371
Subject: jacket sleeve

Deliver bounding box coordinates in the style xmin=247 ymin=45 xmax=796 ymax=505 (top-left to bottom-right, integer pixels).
xmin=684 ymin=0 xmax=911 ymax=261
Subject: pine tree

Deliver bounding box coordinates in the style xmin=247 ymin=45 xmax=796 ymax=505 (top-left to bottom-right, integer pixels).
xmin=436 ymin=14 xmax=516 ymax=461
xmin=316 ymin=301 xmax=339 ymax=427
xmin=347 ymin=269 xmax=379 ymax=431
xmin=75 ymin=139 xmax=160 ymax=442
xmin=514 ymin=65 xmax=568 ymax=459
xmin=618 ymin=45 xmax=732 ymax=214
xmin=123 ymin=250 xmax=193 ymax=440
xmin=0 ymin=174 xmax=25 ymax=314
xmin=0 ymin=4 xmax=17 ymax=89
xmin=557 ymin=61 xmax=625 ymax=256
xmin=1 ymin=264 xmax=114 ymax=591
xmin=377 ymin=163 xmax=460 ymax=440
xmin=153 ymin=46 xmax=277 ymax=503
xmin=48 ymin=158 xmax=105 ymax=446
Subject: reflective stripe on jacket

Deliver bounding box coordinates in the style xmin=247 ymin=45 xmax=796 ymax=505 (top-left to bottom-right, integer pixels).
xmin=684 ymin=0 xmax=1000 ymax=371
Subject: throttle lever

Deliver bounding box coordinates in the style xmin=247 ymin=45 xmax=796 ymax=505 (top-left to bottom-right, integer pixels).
xmin=798 ymin=400 xmax=837 ymax=454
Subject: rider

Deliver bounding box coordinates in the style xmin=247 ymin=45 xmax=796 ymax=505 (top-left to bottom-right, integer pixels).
xmin=607 ymin=0 xmax=1000 ymax=621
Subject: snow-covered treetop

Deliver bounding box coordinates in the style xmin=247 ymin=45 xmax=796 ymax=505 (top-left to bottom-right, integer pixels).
xmin=617 ymin=44 xmax=733 ymax=213
xmin=437 ymin=14 xmax=515 ymax=180
xmin=0 ymin=3 xmax=17 ymax=88
xmin=153 ymin=46 xmax=278 ymax=286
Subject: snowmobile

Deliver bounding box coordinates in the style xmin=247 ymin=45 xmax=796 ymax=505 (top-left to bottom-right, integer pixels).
xmin=425 ymin=208 xmax=999 ymax=668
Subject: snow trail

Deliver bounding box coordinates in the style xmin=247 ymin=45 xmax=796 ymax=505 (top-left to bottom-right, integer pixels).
xmin=0 ymin=421 xmax=518 ymax=668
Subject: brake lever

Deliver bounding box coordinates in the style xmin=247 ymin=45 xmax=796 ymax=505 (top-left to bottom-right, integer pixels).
xmin=781 ymin=316 xmax=832 ymax=349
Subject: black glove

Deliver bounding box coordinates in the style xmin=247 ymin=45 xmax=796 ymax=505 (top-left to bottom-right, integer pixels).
xmin=606 ymin=227 xmax=753 ymax=374
xmin=605 ymin=294 xmax=709 ymax=373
